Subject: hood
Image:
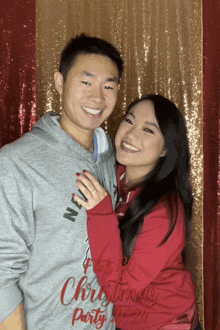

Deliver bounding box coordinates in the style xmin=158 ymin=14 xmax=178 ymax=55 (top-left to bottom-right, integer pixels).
xmin=30 ymin=112 xmax=114 ymax=164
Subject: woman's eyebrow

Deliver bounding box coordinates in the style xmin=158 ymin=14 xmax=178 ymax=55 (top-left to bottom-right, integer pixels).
xmin=144 ymin=121 xmax=160 ymax=130
xmin=127 ymin=111 xmax=160 ymax=130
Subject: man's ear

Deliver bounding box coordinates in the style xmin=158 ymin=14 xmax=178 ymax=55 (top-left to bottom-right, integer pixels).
xmin=54 ymin=71 xmax=64 ymax=95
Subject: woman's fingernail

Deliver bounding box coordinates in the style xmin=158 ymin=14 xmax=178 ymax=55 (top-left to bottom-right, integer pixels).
xmin=83 ymin=169 xmax=86 ymax=173
xmin=72 ymin=193 xmax=76 ymax=197
xmin=76 ymin=173 xmax=80 ymax=177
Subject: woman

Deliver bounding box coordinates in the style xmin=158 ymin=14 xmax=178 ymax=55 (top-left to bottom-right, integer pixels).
xmin=73 ymin=95 xmax=201 ymax=330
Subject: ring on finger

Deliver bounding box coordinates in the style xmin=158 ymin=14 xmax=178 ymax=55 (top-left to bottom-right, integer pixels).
xmin=91 ymin=190 xmax=97 ymax=195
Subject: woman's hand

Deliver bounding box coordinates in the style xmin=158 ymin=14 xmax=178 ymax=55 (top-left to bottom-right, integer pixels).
xmin=73 ymin=170 xmax=108 ymax=210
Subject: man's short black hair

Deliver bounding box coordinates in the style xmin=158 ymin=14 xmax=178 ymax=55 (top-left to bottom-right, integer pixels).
xmin=59 ymin=33 xmax=123 ymax=81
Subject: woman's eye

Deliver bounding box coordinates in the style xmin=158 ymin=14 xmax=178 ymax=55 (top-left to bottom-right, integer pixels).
xmin=105 ymin=86 xmax=114 ymax=90
xmin=144 ymin=128 xmax=154 ymax=134
xmin=124 ymin=118 xmax=133 ymax=124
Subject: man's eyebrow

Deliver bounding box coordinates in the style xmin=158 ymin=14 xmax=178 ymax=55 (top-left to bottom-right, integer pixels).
xmin=127 ymin=111 xmax=160 ymax=130
xmin=80 ymin=71 xmax=95 ymax=78
xmin=106 ymin=77 xmax=118 ymax=83
xmin=80 ymin=71 xmax=118 ymax=83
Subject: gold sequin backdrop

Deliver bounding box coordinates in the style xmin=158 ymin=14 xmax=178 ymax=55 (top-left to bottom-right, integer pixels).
xmin=36 ymin=0 xmax=203 ymax=325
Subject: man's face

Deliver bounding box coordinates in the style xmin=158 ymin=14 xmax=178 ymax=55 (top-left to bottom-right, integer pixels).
xmin=55 ymin=53 xmax=119 ymax=134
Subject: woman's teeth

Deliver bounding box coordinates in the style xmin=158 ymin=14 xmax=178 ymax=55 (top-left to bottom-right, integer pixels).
xmin=122 ymin=141 xmax=139 ymax=151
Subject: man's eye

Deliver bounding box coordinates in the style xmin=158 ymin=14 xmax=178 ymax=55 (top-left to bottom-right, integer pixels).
xmin=82 ymin=81 xmax=90 ymax=85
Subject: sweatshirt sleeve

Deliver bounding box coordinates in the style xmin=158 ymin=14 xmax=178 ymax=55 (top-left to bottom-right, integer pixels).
xmin=0 ymin=154 xmax=34 ymax=321
xmin=87 ymin=194 xmax=185 ymax=307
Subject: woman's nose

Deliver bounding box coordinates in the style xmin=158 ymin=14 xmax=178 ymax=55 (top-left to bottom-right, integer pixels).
xmin=126 ymin=127 xmax=139 ymax=140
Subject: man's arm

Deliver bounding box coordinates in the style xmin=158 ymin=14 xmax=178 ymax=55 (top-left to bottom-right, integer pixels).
xmin=0 ymin=155 xmax=34 ymax=326
xmin=0 ymin=303 xmax=26 ymax=330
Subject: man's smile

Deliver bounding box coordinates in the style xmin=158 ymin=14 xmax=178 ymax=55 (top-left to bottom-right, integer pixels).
xmin=82 ymin=106 xmax=104 ymax=118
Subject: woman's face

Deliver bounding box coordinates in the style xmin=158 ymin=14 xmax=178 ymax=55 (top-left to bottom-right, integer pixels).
xmin=115 ymin=100 xmax=166 ymax=183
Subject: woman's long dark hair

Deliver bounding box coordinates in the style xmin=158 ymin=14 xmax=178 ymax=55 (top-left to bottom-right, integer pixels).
xmin=118 ymin=94 xmax=193 ymax=260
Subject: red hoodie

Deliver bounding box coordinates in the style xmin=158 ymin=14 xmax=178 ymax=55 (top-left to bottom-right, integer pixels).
xmin=87 ymin=165 xmax=198 ymax=330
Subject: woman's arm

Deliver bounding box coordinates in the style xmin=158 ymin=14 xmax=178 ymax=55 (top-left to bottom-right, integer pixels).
xmin=73 ymin=171 xmax=185 ymax=307
xmin=87 ymin=198 xmax=178 ymax=303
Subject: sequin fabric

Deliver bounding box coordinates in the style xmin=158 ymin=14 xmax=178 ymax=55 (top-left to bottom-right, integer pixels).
xmin=0 ymin=1 xmax=37 ymax=148
xmin=36 ymin=0 xmax=203 ymax=324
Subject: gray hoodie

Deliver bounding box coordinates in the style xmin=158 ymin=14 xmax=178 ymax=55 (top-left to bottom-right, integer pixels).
xmin=0 ymin=112 xmax=117 ymax=329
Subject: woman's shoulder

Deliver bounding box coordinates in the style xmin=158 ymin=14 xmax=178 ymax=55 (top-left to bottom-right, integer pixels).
xmin=152 ymin=194 xmax=185 ymax=213
xmin=144 ymin=194 xmax=186 ymax=231
xmin=139 ymin=195 xmax=186 ymax=244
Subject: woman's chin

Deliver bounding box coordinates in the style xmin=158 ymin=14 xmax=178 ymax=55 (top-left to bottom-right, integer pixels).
xmin=116 ymin=152 xmax=127 ymax=166
xmin=116 ymin=157 xmax=131 ymax=167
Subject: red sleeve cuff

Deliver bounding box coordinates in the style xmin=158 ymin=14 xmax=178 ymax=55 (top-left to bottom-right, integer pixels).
xmin=87 ymin=193 xmax=114 ymax=215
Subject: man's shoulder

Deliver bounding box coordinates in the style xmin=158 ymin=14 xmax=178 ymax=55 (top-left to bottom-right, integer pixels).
xmin=0 ymin=130 xmax=43 ymax=161
xmin=0 ymin=113 xmax=55 ymax=161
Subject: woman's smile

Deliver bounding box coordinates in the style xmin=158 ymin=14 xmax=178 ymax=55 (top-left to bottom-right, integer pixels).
xmin=121 ymin=141 xmax=140 ymax=152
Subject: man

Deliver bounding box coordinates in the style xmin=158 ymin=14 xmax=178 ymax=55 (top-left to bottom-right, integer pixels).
xmin=0 ymin=34 xmax=123 ymax=329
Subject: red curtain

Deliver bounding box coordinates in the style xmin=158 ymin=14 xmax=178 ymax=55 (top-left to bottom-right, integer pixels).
xmin=203 ymin=0 xmax=220 ymax=329
xmin=0 ymin=0 xmax=36 ymax=148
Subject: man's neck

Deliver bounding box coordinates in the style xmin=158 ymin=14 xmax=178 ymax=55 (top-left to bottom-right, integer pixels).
xmin=59 ymin=116 xmax=94 ymax=153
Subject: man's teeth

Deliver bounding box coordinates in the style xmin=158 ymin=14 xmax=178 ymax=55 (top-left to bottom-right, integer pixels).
xmin=83 ymin=107 xmax=102 ymax=115
xmin=123 ymin=141 xmax=139 ymax=151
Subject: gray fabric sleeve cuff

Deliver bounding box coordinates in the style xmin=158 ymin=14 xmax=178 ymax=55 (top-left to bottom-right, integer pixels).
xmin=0 ymin=283 xmax=23 ymax=322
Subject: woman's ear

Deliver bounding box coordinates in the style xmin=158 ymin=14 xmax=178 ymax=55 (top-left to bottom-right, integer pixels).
xmin=54 ymin=71 xmax=64 ymax=95
xmin=160 ymin=148 xmax=167 ymax=157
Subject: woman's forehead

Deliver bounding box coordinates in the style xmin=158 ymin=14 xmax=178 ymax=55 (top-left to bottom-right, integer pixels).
xmin=129 ymin=100 xmax=156 ymax=119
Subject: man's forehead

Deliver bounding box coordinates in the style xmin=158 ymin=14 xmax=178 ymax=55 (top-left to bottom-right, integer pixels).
xmin=67 ymin=54 xmax=119 ymax=82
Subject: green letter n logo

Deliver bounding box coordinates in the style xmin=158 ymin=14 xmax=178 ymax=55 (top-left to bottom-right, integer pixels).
xmin=63 ymin=208 xmax=78 ymax=222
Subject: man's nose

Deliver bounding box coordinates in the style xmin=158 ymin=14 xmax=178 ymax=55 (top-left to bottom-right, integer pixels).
xmin=90 ymin=87 xmax=104 ymax=103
